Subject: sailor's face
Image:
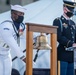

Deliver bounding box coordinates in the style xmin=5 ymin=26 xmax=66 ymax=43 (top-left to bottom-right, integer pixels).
xmin=12 ymin=11 xmax=24 ymax=23
xmin=13 ymin=11 xmax=24 ymax=19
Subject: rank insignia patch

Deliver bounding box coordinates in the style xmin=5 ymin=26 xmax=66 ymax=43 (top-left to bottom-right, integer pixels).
xmin=62 ymin=23 xmax=68 ymax=28
xmin=4 ymin=28 xmax=9 ymax=30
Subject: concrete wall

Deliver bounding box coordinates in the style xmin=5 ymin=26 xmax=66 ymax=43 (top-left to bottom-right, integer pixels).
xmin=11 ymin=0 xmax=34 ymax=6
xmin=0 ymin=0 xmax=35 ymax=13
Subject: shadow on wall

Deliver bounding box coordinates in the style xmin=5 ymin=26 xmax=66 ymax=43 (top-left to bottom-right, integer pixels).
xmin=6 ymin=0 xmax=10 ymax=5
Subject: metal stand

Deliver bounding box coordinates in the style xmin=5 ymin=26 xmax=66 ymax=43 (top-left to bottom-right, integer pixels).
xmin=26 ymin=23 xmax=58 ymax=75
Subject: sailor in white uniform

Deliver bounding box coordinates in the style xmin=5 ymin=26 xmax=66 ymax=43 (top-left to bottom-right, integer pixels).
xmin=0 ymin=5 xmax=26 ymax=75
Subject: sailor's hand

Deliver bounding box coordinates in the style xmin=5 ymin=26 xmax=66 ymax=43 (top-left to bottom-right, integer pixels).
xmin=23 ymin=58 xmax=26 ymax=63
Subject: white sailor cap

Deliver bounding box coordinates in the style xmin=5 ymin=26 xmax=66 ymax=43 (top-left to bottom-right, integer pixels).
xmin=11 ymin=5 xmax=26 ymax=13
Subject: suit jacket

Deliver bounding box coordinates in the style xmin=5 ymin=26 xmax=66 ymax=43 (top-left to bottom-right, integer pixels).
xmin=53 ymin=15 xmax=76 ymax=62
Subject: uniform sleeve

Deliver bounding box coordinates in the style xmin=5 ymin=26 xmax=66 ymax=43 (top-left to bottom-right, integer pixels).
xmin=53 ymin=18 xmax=73 ymax=47
xmin=0 ymin=23 xmax=25 ymax=59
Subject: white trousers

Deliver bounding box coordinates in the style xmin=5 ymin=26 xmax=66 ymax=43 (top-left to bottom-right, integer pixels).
xmin=0 ymin=53 xmax=12 ymax=75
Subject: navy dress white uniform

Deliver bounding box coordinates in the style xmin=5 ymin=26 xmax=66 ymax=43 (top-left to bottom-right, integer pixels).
xmin=0 ymin=5 xmax=25 ymax=75
xmin=53 ymin=1 xmax=76 ymax=75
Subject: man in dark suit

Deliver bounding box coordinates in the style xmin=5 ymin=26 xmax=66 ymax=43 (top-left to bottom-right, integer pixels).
xmin=53 ymin=0 xmax=76 ymax=75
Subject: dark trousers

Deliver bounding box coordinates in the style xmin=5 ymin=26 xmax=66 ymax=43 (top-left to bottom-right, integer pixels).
xmin=60 ymin=61 xmax=74 ymax=75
